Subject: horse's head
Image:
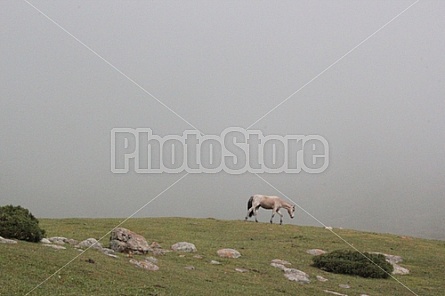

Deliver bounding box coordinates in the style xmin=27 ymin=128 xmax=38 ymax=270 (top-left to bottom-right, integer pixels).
xmin=289 ymin=205 xmax=296 ymax=219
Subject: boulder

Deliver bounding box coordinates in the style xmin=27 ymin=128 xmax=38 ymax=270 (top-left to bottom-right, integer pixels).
xmin=217 ymin=248 xmax=241 ymax=258
xmin=317 ymin=275 xmax=328 ymax=282
xmin=235 ymin=268 xmax=249 ymax=273
xmin=306 ymin=249 xmax=326 ymax=256
xmin=171 ymin=242 xmax=197 ymax=253
xmin=210 ymin=260 xmax=221 ymax=265
xmin=76 ymin=238 xmax=103 ymax=250
xmin=0 ymin=236 xmax=17 ymax=244
xmin=109 ymin=228 xmax=150 ymax=254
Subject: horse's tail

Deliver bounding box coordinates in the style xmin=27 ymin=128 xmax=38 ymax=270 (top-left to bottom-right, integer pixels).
xmin=247 ymin=196 xmax=254 ymax=217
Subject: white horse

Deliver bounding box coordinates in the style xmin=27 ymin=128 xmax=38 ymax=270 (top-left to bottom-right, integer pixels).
xmin=245 ymin=194 xmax=295 ymax=225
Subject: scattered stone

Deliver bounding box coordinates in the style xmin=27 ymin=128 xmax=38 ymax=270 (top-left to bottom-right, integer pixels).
xmin=217 ymin=248 xmax=241 ymax=258
xmin=171 ymin=242 xmax=197 ymax=253
xmin=283 ymin=268 xmax=310 ymax=284
xmin=106 ymin=254 xmax=118 ymax=258
xmin=48 ymin=237 xmax=68 ymax=245
xmin=150 ymin=242 xmax=162 ymax=249
xmin=371 ymin=252 xmax=409 ymax=275
xmin=110 ymin=228 xmax=150 ymax=254
xmin=185 ymin=265 xmax=195 ymax=270
xmin=145 ymin=256 xmax=158 ymax=264
xmin=40 ymin=238 xmax=51 ymax=244
xmin=101 ymin=248 xmax=115 ymax=255
xmin=324 ymin=290 xmax=348 ymax=296
xmin=307 ymin=249 xmax=326 ymax=256
xmin=76 ymin=238 xmax=103 ymax=250
xmin=325 ymin=226 xmax=333 ymax=230
xmin=392 ymin=264 xmax=410 ymax=275
xmin=317 ymin=275 xmax=328 ymax=282
xmin=0 ymin=236 xmax=17 ymax=244
xmin=270 ymin=261 xmax=310 ymax=283
xmin=235 ymin=268 xmax=249 ymax=273
xmin=42 ymin=244 xmax=66 ymax=250
xmin=129 ymin=259 xmax=159 ymax=271
xmin=270 ymin=263 xmax=288 ymax=271
xmin=193 ymin=255 xmax=203 ymax=259
xmin=271 ymin=259 xmax=291 ymax=266
xmin=339 ymin=284 xmax=350 ymax=289
xmin=210 ymin=260 xmax=221 ymax=265
xmin=179 ymin=254 xmax=186 ymax=258
xmin=65 ymin=238 xmax=79 ymax=245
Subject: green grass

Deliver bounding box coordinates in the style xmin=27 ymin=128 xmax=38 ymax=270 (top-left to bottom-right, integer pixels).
xmin=1 ymin=217 xmax=444 ymax=295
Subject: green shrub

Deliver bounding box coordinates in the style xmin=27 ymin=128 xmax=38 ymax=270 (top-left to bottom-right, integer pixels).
xmin=0 ymin=205 xmax=46 ymax=242
xmin=312 ymin=249 xmax=393 ymax=278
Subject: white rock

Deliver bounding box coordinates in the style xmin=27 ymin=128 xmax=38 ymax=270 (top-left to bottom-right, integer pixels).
xmin=0 ymin=236 xmax=17 ymax=244
xmin=42 ymin=244 xmax=66 ymax=250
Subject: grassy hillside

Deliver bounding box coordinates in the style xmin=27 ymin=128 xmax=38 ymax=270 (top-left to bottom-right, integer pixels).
xmin=1 ymin=217 xmax=444 ymax=295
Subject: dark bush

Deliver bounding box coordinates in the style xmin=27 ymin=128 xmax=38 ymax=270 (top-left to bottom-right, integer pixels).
xmin=0 ymin=205 xmax=46 ymax=242
xmin=312 ymin=249 xmax=393 ymax=279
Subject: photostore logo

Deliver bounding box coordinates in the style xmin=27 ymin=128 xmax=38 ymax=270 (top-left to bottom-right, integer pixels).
xmin=111 ymin=128 xmax=329 ymax=174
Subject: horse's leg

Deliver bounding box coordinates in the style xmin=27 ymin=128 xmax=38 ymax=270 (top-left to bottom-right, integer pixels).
xmin=254 ymin=206 xmax=259 ymax=222
xmin=270 ymin=209 xmax=276 ymax=224
xmin=277 ymin=210 xmax=284 ymax=225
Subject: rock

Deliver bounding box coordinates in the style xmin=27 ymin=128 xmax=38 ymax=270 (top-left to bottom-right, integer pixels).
xmin=145 ymin=256 xmax=158 ymax=264
xmin=270 ymin=262 xmax=288 ymax=271
xmin=325 ymin=226 xmax=333 ymax=230
xmin=339 ymin=284 xmax=350 ymax=289
xmin=110 ymin=228 xmax=150 ymax=254
xmin=270 ymin=262 xmax=310 ymax=283
xmin=210 ymin=260 xmax=221 ymax=265
xmin=271 ymin=259 xmax=291 ymax=266
xmin=217 ymin=248 xmax=241 ymax=258
xmin=40 ymin=238 xmax=51 ymax=244
xmin=185 ymin=265 xmax=195 ymax=270
xmin=42 ymin=244 xmax=66 ymax=250
xmin=48 ymin=237 xmax=68 ymax=245
xmin=86 ymin=258 xmax=95 ymax=264
xmin=129 ymin=259 xmax=159 ymax=271
xmin=101 ymin=247 xmax=115 ymax=255
xmin=193 ymin=255 xmax=203 ymax=259
xmin=150 ymin=242 xmax=162 ymax=249
xmin=307 ymin=249 xmax=326 ymax=256
xmin=235 ymin=268 xmax=249 ymax=273
xmin=324 ymin=290 xmax=348 ymax=296
xmin=317 ymin=275 xmax=328 ymax=282
xmin=171 ymin=242 xmax=197 ymax=253
xmin=107 ymin=254 xmax=118 ymax=258
xmin=0 ymin=236 xmax=17 ymax=244
xmin=283 ymin=268 xmax=310 ymax=284
xmin=76 ymin=238 xmax=103 ymax=250
xmin=393 ymin=264 xmax=410 ymax=275
xmin=370 ymin=252 xmax=409 ymax=275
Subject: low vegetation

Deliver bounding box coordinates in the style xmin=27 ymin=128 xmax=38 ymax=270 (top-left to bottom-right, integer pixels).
xmin=1 ymin=217 xmax=444 ymax=295
xmin=0 ymin=205 xmax=46 ymax=242
xmin=312 ymin=249 xmax=393 ymax=278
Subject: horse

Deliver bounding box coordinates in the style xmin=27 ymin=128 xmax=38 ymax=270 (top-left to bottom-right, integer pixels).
xmin=245 ymin=194 xmax=296 ymax=225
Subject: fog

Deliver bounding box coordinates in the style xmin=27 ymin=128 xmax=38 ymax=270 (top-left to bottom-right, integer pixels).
xmin=1 ymin=1 xmax=444 ymax=240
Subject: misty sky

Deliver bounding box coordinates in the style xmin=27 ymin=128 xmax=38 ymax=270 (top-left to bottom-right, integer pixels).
xmin=1 ymin=1 xmax=444 ymax=240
